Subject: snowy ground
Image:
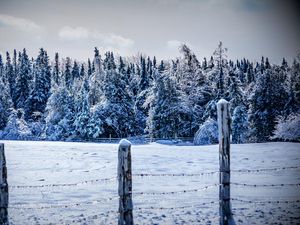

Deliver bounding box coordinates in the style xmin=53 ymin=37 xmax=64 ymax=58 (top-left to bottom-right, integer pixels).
xmin=2 ymin=140 xmax=300 ymax=225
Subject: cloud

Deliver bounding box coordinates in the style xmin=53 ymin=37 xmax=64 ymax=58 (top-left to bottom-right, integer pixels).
xmin=58 ymin=26 xmax=134 ymax=48
xmin=0 ymin=14 xmax=41 ymax=32
xmin=58 ymin=26 xmax=89 ymax=40
xmin=167 ymin=40 xmax=190 ymax=49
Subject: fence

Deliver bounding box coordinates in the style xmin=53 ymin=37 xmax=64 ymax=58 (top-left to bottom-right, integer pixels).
xmin=1 ymin=99 xmax=300 ymax=225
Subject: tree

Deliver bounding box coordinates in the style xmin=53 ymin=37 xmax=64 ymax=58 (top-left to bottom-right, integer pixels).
xmin=134 ymin=56 xmax=152 ymax=135
xmin=45 ymin=86 xmax=75 ymax=140
xmin=64 ymin=57 xmax=72 ymax=89
xmin=291 ymin=54 xmax=300 ymax=106
xmin=248 ymin=67 xmax=288 ymax=142
xmin=0 ymin=54 xmax=4 ymax=83
xmin=193 ymin=118 xmax=218 ymax=145
xmin=80 ymin=64 xmax=85 ymax=78
xmin=87 ymin=58 xmax=92 ymax=77
xmin=53 ymin=52 xmax=60 ymax=85
xmin=272 ymin=113 xmax=300 ymax=142
xmin=174 ymin=44 xmax=210 ymax=136
xmin=99 ymin=59 xmax=135 ymax=137
xmin=26 ymin=48 xmax=51 ymax=119
xmin=0 ymin=108 xmax=32 ymax=140
xmin=227 ymin=70 xmax=244 ymax=111
xmin=146 ymin=70 xmax=184 ymax=138
xmin=14 ymin=48 xmax=31 ymax=109
xmin=72 ymin=61 xmax=80 ymax=80
xmin=232 ymin=106 xmax=248 ymax=144
xmin=5 ymin=52 xmax=14 ymax=100
xmin=0 ymin=78 xmax=12 ymax=130
xmin=89 ymin=47 xmax=105 ymax=105
xmin=73 ymin=77 xmax=90 ymax=139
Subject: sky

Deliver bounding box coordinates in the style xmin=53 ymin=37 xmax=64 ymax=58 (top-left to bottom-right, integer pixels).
xmin=0 ymin=0 xmax=299 ymax=64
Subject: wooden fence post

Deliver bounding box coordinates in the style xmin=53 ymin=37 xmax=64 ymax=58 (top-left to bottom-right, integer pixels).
xmin=118 ymin=139 xmax=133 ymax=225
xmin=217 ymin=99 xmax=235 ymax=225
xmin=0 ymin=143 xmax=9 ymax=225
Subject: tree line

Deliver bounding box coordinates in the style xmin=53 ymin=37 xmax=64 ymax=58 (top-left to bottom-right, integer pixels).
xmin=0 ymin=42 xmax=299 ymax=143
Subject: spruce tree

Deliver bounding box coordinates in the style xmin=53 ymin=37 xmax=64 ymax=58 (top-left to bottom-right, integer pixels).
xmin=227 ymin=70 xmax=244 ymax=111
xmin=5 ymin=52 xmax=15 ymax=101
xmin=74 ymin=77 xmax=90 ymax=139
xmin=146 ymin=68 xmax=183 ymax=138
xmin=15 ymin=48 xmax=31 ymax=109
xmin=0 ymin=77 xmax=12 ymax=130
xmin=53 ymin=52 xmax=60 ymax=85
xmin=80 ymin=64 xmax=85 ymax=78
xmin=72 ymin=61 xmax=80 ymax=80
xmin=64 ymin=57 xmax=72 ymax=89
xmin=89 ymin=48 xmax=105 ymax=105
xmin=0 ymin=54 xmax=3 ymax=83
xmin=232 ymin=106 xmax=248 ymax=143
xmin=87 ymin=58 xmax=92 ymax=77
xmin=26 ymin=48 xmax=51 ymax=119
xmin=249 ymin=67 xmax=288 ymax=142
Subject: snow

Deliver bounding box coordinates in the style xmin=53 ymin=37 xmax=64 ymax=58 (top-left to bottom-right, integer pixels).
xmin=217 ymin=98 xmax=228 ymax=105
xmin=2 ymin=141 xmax=300 ymax=224
xmin=119 ymin=139 xmax=131 ymax=147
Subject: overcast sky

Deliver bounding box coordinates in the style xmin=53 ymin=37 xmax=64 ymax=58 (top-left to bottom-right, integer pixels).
xmin=0 ymin=0 xmax=299 ymax=63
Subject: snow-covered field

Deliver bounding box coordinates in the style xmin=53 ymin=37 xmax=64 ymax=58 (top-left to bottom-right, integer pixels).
xmin=2 ymin=141 xmax=300 ymax=225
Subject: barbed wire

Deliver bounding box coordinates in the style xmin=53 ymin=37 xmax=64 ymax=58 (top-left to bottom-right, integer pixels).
xmin=10 ymin=196 xmax=299 ymax=210
xmin=231 ymin=182 xmax=300 ymax=187
xmin=134 ymin=166 xmax=300 ymax=178
xmin=135 ymin=200 xmax=219 ymax=211
xmin=231 ymin=198 xmax=300 ymax=204
xmin=134 ymin=171 xmax=219 ymax=177
xmin=231 ymin=166 xmax=300 ymax=173
xmin=9 ymin=177 xmax=117 ymax=189
xmin=9 ymin=196 xmax=119 ymax=210
xmin=133 ymin=184 xmax=220 ymax=196
xmin=8 ymin=166 xmax=300 ymax=189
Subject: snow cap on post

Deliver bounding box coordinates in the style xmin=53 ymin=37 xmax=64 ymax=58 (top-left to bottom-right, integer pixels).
xmin=119 ymin=139 xmax=132 ymax=148
xmin=217 ymin=98 xmax=228 ymax=105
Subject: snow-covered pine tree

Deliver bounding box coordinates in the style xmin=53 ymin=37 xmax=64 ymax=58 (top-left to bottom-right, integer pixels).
xmin=0 ymin=108 xmax=32 ymax=140
xmin=72 ymin=61 xmax=80 ymax=80
xmin=175 ymin=44 xmax=210 ymax=136
xmin=5 ymin=52 xmax=15 ymax=101
xmin=193 ymin=118 xmax=218 ymax=145
xmin=0 ymin=54 xmax=4 ymax=83
xmin=0 ymin=77 xmax=13 ymax=130
xmin=99 ymin=54 xmax=135 ymax=137
xmin=227 ymin=70 xmax=244 ymax=112
xmin=206 ymin=42 xmax=229 ymax=99
xmin=87 ymin=58 xmax=92 ymax=77
xmin=232 ymin=105 xmax=248 ymax=143
xmin=45 ymin=85 xmax=75 ymax=140
xmin=246 ymin=62 xmax=255 ymax=84
xmin=248 ymin=65 xmax=288 ymax=142
xmin=134 ymin=56 xmax=152 ymax=135
xmin=53 ymin=52 xmax=60 ymax=85
xmin=146 ymin=67 xmax=184 ymax=138
xmin=64 ymin=57 xmax=72 ymax=89
xmin=283 ymin=59 xmax=299 ymax=116
xmin=272 ymin=113 xmax=300 ymax=142
xmin=26 ymin=48 xmax=51 ymax=119
xmin=73 ymin=76 xmax=90 ymax=140
xmin=80 ymin=63 xmax=85 ymax=78
xmin=14 ymin=48 xmax=31 ymax=109
xmin=89 ymin=47 xmax=105 ymax=105
xmin=290 ymin=54 xmax=300 ymax=107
